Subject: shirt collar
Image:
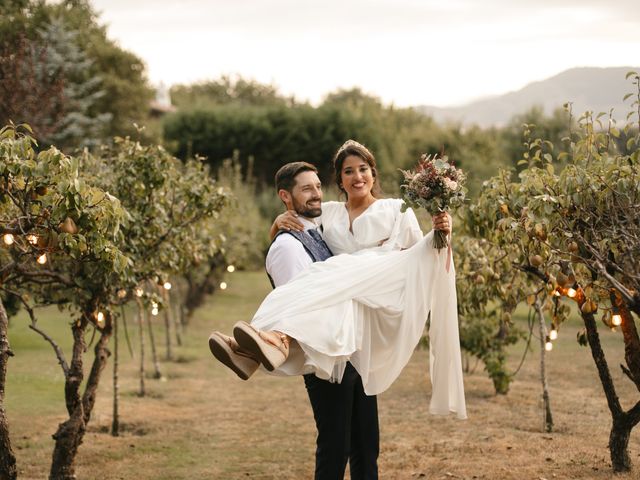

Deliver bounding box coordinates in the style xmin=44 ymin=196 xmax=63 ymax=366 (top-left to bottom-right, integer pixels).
xmin=298 ymin=216 xmax=319 ymax=231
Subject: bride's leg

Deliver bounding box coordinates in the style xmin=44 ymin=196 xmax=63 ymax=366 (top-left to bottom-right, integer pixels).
xmin=233 ymin=321 xmax=290 ymax=371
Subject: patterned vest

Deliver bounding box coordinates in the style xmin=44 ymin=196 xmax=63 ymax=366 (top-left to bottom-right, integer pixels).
xmin=267 ymin=228 xmax=334 ymax=288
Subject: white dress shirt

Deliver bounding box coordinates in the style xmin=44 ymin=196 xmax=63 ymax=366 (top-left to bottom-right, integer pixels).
xmin=265 ymin=217 xmax=320 ymax=287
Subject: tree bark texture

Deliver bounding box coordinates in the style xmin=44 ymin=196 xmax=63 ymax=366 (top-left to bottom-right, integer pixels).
xmin=535 ymin=302 xmax=553 ymax=433
xmin=0 ymin=299 xmax=17 ymax=480
xmin=619 ymin=306 xmax=640 ymax=391
xmin=136 ymin=299 xmax=146 ymax=397
xmin=50 ymin=309 xmax=112 ymax=480
xmin=581 ymin=308 xmax=635 ymax=472
xmin=146 ymin=311 xmax=162 ymax=379
xmin=111 ymin=315 xmax=119 ymax=436
xmin=49 ymin=320 xmax=86 ymax=480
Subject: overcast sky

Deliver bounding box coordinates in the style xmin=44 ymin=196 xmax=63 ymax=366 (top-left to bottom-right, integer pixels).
xmin=91 ymin=0 xmax=640 ymax=107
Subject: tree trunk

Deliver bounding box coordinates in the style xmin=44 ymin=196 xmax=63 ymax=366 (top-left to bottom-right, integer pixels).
xmin=81 ymin=321 xmax=112 ymax=424
xmin=535 ymin=301 xmax=553 ymax=433
xmin=49 ymin=405 xmax=86 ymax=480
xmin=167 ymin=291 xmax=182 ymax=347
xmin=581 ymin=308 xmax=634 ymax=472
xmin=183 ymin=252 xmax=225 ymax=321
xmin=146 ymin=311 xmax=162 ymax=379
xmin=0 ymin=299 xmax=17 ymax=480
xmin=610 ymin=413 xmax=633 ymax=472
xmin=136 ymin=299 xmax=146 ymax=397
xmin=50 ymin=309 xmax=112 ymax=480
xmin=111 ymin=314 xmax=119 ymax=437
xmin=163 ymin=296 xmax=173 ymax=361
xmin=49 ymin=319 xmax=86 ymax=480
xmin=619 ymin=306 xmax=640 ymax=391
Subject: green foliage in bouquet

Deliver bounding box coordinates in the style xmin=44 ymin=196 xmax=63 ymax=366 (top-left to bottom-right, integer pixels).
xmin=400 ymin=154 xmax=467 ymax=249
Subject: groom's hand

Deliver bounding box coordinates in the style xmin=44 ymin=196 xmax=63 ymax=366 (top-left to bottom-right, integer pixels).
xmin=432 ymin=212 xmax=452 ymax=235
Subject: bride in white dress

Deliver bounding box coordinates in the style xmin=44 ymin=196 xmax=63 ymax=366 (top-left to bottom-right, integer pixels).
xmin=213 ymin=140 xmax=466 ymax=420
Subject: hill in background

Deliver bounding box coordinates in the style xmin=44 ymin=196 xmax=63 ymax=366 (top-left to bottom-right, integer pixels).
xmin=417 ymin=67 xmax=639 ymax=127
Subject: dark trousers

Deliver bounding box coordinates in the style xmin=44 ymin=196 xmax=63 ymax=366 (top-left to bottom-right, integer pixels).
xmin=303 ymin=363 xmax=379 ymax=480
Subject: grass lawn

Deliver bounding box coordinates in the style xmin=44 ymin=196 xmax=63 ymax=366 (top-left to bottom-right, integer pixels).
xmin=4 ymin=270 xmax=640 ymax=479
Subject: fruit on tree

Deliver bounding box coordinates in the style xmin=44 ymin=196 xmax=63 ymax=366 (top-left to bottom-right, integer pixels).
xmin=529 ymin=254 xmax=543 ymax=267
xmin=58 ymin=217 xmax=79 ymax=234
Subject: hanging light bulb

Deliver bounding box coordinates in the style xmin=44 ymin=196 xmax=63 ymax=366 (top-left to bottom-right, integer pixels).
xmin=3 ymin=233 xmax=14 ymax=245
xmin=117 ymin=289 xmax=127 ymax=299
xmin=135 ymin=287 xmax=144 ymax=297
xmin=37 ymin=253 xmax=47 ymax=264
xmin=227 ymin=265 xmax=235 ymax=273
xmin=612 ymin=314 xmax=622 ymax=326
xmin=96 ymin=311 xmax=105 ymax=327
xmin=219 ymin=282 xmax=227 ymax=290
xmin=549 ymin=329 xmax=558 ymax=340
xmin=545 ymin=341 xmax=553 ymax=352
xmin=163 ymin=281 xmax=172 ymax=290
xmin=567 ymin=288 xmax=577 ymax=298
xmin=27 ymin=234 xmax=38 ymax=245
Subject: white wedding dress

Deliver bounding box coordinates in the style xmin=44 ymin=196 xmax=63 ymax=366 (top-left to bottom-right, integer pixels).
xmin=252 ymin=198 xmax=467 ymax=419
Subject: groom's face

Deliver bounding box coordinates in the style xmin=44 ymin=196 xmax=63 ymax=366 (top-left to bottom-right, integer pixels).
xmin=289 ymin=171 xmax=323 ymax=218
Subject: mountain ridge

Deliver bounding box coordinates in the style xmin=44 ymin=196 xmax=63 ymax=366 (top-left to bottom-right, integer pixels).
xmin=417 ymin=67 xmax=640 ymax=127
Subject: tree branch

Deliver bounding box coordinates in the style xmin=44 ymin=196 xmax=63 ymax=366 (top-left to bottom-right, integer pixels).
xmin=0 ymin=286 xmax=69 ymax=375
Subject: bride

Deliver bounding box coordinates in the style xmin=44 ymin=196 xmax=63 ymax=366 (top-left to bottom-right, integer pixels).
xmin=209 ymin=140 xmax=466 ymax=419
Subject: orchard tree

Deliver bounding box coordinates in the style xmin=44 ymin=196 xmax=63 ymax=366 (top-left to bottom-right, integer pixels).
xmin=83 ymin=135 xmax=230 ymax=406
xmin=470 ymin=71 xmax=640 ymax=472
xmin=454 ymin=234 xmax=525 ymax=395
xmin=0 ymin=123 xmax=130 ymax=479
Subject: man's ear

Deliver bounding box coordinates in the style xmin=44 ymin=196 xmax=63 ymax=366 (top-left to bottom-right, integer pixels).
xmin=278 ymin=189 xmax=292 ymax=208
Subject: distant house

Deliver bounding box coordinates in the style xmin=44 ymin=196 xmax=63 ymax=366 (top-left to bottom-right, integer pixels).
xmin=150 ymin=82 xmax=176 ymax=117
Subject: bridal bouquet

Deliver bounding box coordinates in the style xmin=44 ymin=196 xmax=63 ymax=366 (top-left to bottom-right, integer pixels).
xmin=400 ymin=153 xmax=466 ymax=250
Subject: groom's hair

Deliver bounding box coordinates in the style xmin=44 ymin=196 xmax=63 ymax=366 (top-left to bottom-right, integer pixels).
xmin=275 ymin=162 xmax=318 ymax=193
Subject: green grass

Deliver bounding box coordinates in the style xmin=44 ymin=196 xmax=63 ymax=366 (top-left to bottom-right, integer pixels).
xmin=3 ymin=270 xmax=640 ymax=479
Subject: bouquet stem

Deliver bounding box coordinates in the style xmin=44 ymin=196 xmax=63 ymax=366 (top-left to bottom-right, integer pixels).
xmin=433 ymin=230 xmax=448 ymax=250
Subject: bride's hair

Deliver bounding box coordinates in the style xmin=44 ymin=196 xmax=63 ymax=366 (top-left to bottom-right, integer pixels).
xmin=332 ymin=140 xmax=382 ymax=199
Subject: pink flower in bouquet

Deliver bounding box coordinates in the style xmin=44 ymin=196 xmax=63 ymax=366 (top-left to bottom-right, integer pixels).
xmin=400 ymin=153 xmax=466 ymax=250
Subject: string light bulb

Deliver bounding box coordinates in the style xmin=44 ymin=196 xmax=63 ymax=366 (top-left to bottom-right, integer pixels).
xmin=135 ymin=287 xmax=143 ymax=297
xmin=3 ymin=233 xmax=14 ymax=245
xmin=227 ymin=265 xmax=235 ymax=273
xmin=567 ymin=288 xmax=577 ymax=298
xmin=612 ymin=314 xmax=622 ymax=326
xmin=549 ymin=329 xmax=558 ymax=340
xmin=117 ymin=289 xmax=127 ymax=299
xmin=553 ymin=289 xmax=561 ymax=297
xmin=96 ymin=311 xmax=105 ymax=327
xmin=545 ymin=341 xmax=553 ymax=352
xmin=219 ymin=282 xmax=227 ymax=290
xmin=36 ymin=253 xmax=47 ymax=265
xmin=27 ymin=234 xmax=38 ymax=245
xmin=163 ymin=281 xmax=172 ymax=290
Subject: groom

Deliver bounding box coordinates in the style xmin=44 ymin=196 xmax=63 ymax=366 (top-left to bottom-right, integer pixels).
xmin=267 ymin=161 xmax=379 ymax=480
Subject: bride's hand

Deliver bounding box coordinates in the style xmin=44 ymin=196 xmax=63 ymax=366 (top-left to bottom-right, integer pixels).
xmin=432 ymin=212 xmax=452 ymax=235
xmin=269 ymin=210 xmax=305 ymax=239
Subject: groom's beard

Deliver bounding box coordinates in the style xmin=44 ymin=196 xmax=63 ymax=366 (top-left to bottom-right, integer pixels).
xmin=293 ymin=196 xmax=322 ymax=218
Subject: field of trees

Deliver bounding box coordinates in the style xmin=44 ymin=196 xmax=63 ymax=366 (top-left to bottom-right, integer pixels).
xmin=2 ymin=1 xmax=640 ymax=479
